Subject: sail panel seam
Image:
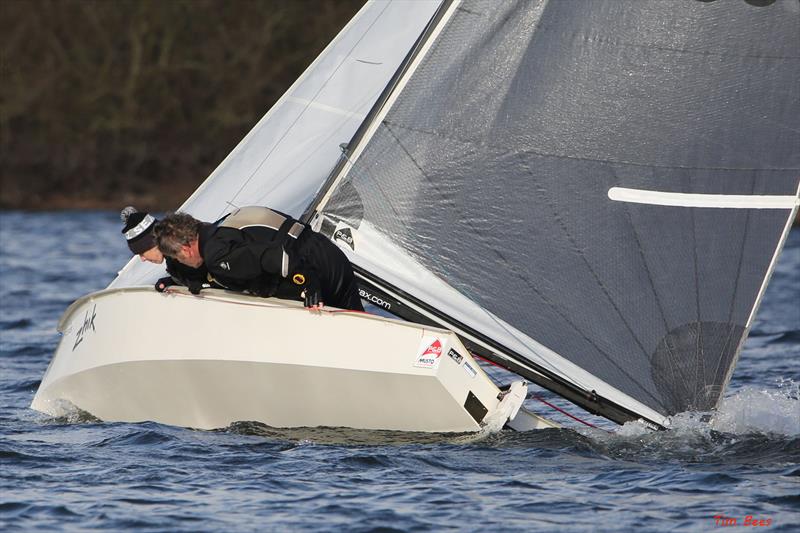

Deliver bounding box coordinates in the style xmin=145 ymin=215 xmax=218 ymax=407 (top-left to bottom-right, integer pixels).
xmin=708 ymin=177 xmax=758 ymax=399
xmin=382 ymin=120 xmax=800 ymax=173
xmin=283 ymin=96 xmax=367 ymax=120
xmin=615 ymin=172 xmax=681 ymax=404
xmin=530 ymin=18 xmax=800 ymax=61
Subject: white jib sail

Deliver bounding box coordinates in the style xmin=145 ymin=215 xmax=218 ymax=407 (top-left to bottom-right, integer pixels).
xmin=110 ymin=0 xmax=442 ymax=289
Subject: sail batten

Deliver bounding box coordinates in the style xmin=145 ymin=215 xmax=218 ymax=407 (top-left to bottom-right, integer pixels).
xmin=609 ymin=187 xmax=800 ymax=209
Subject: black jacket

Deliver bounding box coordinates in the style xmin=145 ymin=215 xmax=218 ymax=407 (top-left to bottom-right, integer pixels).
xmin=165 ymin=257 xmax=214 ymax=291
xmin=198 ymin=221 xmax=301 ymax=299
xmin=198 ymin=212 xmax=363 ymax=310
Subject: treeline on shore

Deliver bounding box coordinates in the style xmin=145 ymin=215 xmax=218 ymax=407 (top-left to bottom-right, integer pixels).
xmin=0 ymin=0 xmax=362 ymax=210
xmin=1 ymin=1 xmax=798 ymax=226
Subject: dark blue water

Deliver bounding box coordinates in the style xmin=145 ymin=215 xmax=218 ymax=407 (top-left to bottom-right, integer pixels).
xmin=1 ymin=211 xmax=798 ymax=531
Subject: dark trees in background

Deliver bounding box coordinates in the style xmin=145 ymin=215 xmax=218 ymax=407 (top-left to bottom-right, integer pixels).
xmin=0 ymin=0 xmax=363 ymax=210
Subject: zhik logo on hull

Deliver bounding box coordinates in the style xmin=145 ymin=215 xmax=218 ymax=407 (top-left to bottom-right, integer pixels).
xmin=72 ymin=304 xmax=97 ymax=351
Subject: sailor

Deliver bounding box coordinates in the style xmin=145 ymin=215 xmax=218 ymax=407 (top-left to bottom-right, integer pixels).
xmin=152 ymin=207 xmax=364 ymax=311
xmin=120 ymin=206 xmax=213 ymax=294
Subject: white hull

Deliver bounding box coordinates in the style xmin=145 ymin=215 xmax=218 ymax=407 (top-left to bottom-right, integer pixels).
xmin=32 ymin=288 xmax=554 ymax=432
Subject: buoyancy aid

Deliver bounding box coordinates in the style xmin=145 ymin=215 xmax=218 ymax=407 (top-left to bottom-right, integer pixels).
xmin=218 ymin=206 xmax=305 ymax=278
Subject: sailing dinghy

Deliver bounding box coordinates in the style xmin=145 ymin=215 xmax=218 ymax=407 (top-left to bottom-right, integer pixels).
xmin=33 ymin=0 xmax=799 ymax=433
xmin=33 ymin=287 xmax=540 ymax=432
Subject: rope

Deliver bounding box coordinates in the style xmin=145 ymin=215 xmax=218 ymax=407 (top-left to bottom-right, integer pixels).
xmin=529 ymin=394 xmax=605 ymax=431
xmin=473 ymin=353 xmax=608 ymax=431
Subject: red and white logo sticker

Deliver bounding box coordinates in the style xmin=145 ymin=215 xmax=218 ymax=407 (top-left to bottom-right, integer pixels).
xmin=413 ymin=336 xmax=444 ymax=369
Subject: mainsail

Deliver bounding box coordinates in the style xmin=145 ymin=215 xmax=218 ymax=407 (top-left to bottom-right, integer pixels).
xmin=311 ymin=0 xmax=800 ymax=426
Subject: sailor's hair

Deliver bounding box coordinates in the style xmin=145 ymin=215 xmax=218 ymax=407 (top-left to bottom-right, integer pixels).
xmin=153 ymin=212 xmax=202 ymax=256
xmin=120 ymin=206 xmax=138 ymax=223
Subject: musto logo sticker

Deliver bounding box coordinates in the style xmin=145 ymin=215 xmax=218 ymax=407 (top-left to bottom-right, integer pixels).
xmin=413 ymin=336 xmax=443 ymax=369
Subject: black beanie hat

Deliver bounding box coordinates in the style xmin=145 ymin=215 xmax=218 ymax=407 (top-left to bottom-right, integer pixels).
xmin=120 ymin=206 xmax=157 ymax=255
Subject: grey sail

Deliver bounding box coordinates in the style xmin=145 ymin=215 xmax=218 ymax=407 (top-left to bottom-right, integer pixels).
xmin=313 ymin=0 xmax=800 ymax=425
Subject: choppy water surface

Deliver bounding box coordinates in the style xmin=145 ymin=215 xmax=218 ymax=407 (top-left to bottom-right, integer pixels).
xmin=1 ymin=211 xmax=798 ymax=531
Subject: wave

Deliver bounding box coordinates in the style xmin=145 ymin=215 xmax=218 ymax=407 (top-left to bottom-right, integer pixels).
xmin=707 ymin=381 xmax=800 ymax=436
xmin=610 ymin=381 xmax=799 ymax=439
xmin=553 ymin=382 xmax=800 ymax=465
xmin=766 ymin=330 xmax=800 ymax=345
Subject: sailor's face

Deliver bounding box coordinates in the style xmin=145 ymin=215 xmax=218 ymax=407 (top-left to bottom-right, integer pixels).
xmin=139 ymin=246 xmax=165 ymax=264
xmin=176 ymin=242 xmax=203 ymax=268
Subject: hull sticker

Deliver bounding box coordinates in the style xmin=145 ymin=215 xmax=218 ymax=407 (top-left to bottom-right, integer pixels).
xmin=333 ymin=224 xmax=355 ymax=251
xmin=414 ymin=336 xmax=444 ymax=370
xmin=463 ymin=361 xmax=477 ymax=379
xmin=72 ymin=304 xmax=97 ymax=351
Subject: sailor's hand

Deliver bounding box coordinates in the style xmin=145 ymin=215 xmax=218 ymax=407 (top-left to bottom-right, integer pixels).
xmin=302 ymin=289 xmax=324 ymax=310
xmin=186 ymin=279 xmax=208 ymax=295
xmin=155 ymin=276 xmax=176 ymax=293
xmin=300 ymin=274 xmax=323 ymax=310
